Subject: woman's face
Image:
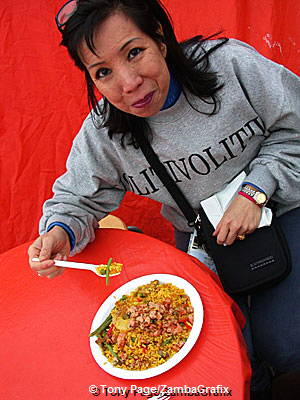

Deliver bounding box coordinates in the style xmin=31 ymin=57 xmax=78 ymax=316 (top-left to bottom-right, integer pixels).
xmin=80 ymin=12 xmax=170 ymax=117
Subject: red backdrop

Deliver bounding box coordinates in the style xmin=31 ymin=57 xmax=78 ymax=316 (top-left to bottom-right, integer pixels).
xmin=1 ymin=0 xmax=299 ymax=254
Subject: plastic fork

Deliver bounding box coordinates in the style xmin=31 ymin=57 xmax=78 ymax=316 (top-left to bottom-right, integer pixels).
xmin=31 ymin=257 xmax=121 ymax=277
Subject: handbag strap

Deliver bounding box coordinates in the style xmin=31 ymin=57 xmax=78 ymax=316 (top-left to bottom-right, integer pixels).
xmin=134 ymin=132 xmax=198 ymax=228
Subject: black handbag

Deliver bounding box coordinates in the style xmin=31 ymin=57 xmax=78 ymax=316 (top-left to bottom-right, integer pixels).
xmin=197 ymin=205 xmax=291 ymax=294
xmin=135 ymin=132 xmax=291 ymax=295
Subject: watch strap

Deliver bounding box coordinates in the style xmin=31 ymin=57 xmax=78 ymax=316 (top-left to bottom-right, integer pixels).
xmin=238 ymin=190 xmax=259 ymax=206
xmin=242 ymin=185 xmax=259 ymax=196
xmin=239 ymin=185 xmax=267 ymax=207
xmin=242 ymin=182 xmax=264 ymax=192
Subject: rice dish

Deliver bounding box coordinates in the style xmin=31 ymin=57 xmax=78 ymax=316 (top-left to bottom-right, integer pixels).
xmin=93 ymin=279 xmax=194 ymax=370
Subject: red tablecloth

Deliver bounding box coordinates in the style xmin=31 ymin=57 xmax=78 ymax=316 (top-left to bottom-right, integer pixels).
xmin=1 ymin=229 xmax=251 ymax=399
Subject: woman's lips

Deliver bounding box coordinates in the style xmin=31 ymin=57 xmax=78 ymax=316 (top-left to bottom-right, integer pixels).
xmin=132 ymin=91 xmax=155 ymax=108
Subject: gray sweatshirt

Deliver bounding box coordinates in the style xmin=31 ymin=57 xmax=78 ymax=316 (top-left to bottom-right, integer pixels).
xmin=40 ymin=39 xmax=300 ymax=254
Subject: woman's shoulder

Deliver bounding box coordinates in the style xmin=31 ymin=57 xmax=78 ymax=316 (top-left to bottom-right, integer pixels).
xmin=206 ymin=38 xmax=282 ymax=70
xmin=204 ymin=38 xmax=285 ymax=86
xmin=207 ymin=38 xmax=256 ymax=53
xmin=183 ymin=37 xmax=269 ymax=71
xmin=204 ymin=38 xmax=263 ymax=63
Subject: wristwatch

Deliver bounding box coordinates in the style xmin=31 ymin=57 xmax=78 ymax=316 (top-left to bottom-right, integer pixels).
xmin=240 ymin=184 xmax=268 ymax=207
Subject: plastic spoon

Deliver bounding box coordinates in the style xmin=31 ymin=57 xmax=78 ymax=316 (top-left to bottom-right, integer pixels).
xmin=31 ymin=257 xmax=121 ymax=277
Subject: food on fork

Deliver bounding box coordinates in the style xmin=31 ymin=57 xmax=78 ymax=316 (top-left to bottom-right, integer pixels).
xmin=96 ymin=261 xmax=123 ymax=276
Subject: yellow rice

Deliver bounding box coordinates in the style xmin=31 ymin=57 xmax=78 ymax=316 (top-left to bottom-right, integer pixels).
xmin=97 ymin=280 xmax=194 ymax=370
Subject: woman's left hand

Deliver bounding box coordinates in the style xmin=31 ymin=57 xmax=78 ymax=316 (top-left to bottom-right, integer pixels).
xmin=213 ymin=195 xmax=262 ymax=245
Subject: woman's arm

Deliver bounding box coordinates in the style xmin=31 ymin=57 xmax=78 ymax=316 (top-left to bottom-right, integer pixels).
xmin=213 ymin=40 xmax=300 ymax=244
xmin=230 ymin=41 xmax=300 ymax=201
xmin=38 ymin=118 xmax=126 ymax=255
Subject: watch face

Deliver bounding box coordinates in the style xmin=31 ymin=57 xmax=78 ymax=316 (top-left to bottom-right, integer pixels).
xmin=255 ymin=192 xmax=267 ymax=204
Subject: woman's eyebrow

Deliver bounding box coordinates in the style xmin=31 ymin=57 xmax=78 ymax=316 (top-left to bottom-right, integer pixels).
xmin=119 ymin=37 xmax=140 ymax=52
xmin=87 ymin=37 xmax=141 ymax=70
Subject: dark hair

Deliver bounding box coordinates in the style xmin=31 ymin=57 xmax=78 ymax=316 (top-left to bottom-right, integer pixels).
xmin=60 ymin=0 xmax=228 ymax=147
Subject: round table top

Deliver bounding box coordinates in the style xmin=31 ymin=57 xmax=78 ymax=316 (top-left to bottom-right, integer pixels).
xmin=1 ymin=229 xmax=251 ymax=400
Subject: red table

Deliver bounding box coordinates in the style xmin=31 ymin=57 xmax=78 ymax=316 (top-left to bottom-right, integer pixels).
xmin=1 ymin=229 xmax=251 ymax=399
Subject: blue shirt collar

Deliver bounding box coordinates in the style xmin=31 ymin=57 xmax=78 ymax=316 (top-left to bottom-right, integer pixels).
xmin=161 ymin=72 xmax=182 ymax=110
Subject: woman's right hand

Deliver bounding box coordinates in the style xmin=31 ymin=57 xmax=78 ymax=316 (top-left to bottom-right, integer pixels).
xmin=28 ymin=226 xmax=71 ymax=279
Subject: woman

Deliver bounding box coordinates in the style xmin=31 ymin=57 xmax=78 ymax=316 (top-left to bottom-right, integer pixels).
xmin=28 ymin=0 xmax=300 ymax=398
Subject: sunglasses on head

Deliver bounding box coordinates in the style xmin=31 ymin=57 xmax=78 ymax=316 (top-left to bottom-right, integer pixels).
xmin=55 ymin=0 xmax=79 ymax=33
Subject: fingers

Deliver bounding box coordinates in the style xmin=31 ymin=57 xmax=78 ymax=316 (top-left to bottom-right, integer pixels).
xmin=214 ymin=225 xmax=244 ymax=245
xmin=38 ymin=236 xmax=56 ymax=262
xmin=44 ymin=253 xmax=66 ymax=279
xmin=28 ymin=237 xmax=42 ymax=263
xmin=31 ymin=259 xmax=55 ymax=272
xmin=28 ymin=238 xmax=54 ymax=270
xmin=212 ymin=195 xmax=262 ymax=245
xmin=28 ymin=228 xmax=70 ymax=279
xmin=37 ymin=266 xmax=65 ymax=279
xmin=213 ymin=220 xmax=247 ymax=245
xmin=28 ymin=235 xmax=53 ymax=264
xmin=30 ymin=251 xmax=66 ymax=279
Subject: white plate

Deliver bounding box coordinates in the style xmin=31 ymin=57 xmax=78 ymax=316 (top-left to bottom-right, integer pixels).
xmin=89 ymin=274 xmax=203 ymax=379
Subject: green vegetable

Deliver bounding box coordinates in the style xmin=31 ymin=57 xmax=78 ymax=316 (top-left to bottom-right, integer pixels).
xmin=105 ymin=257 xmax=113 ymax=286
xmin=105 ymin=343 xmax=119 ymax=360
xmin=89 ymin=314 xmax=112 ymax=337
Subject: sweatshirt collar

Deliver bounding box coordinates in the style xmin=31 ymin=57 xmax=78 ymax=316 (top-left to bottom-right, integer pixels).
xmin=148 ymin=90 xmax=194 ymax=124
